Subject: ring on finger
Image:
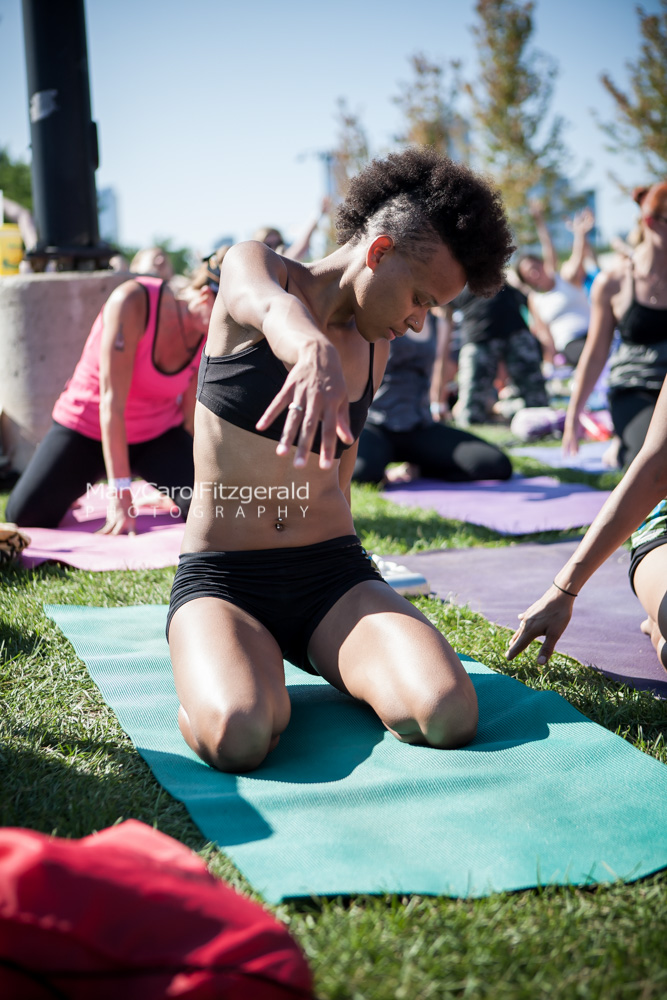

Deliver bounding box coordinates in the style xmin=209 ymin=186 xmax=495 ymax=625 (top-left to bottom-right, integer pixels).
xmin=288 ymin=403 xmax=304 ymax=413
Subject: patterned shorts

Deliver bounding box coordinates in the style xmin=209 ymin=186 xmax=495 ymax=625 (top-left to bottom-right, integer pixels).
xmin=629 ymin=499 xmax=667 ymax=594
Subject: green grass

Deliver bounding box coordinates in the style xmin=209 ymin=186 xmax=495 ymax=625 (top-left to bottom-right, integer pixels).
xmin=2 ymin=478 xmax=666 ymax=999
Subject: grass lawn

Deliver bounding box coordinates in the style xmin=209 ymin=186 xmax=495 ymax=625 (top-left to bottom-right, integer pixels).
xmin=2 ymin=464 xmax=666 ymax=1000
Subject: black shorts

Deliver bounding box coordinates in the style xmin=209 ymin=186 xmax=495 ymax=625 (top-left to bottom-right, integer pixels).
xmin=629 ymin=538 xmax=667 ymax=594
xmin=166 ymin=534 xmax=385 ymax=674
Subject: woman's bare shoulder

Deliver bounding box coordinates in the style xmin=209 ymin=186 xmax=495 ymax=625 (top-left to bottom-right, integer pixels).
xmin=223 ymin=241 xmax=289 ymax=287
xmin=591 ymin=258 xmax=628 ymax=302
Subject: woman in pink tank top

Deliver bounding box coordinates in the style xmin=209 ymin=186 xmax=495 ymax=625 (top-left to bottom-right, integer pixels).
xmin=6 ymin=250 xmax=227 ymax=531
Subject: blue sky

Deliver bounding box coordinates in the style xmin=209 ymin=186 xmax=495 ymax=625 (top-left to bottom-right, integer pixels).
xmin=0 ymin=0 xmax=661 ymax=256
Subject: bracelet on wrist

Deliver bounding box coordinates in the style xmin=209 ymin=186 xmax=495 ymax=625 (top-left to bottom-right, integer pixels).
xmin=111 ymin=476 xmax=132 ymax=494
xmin=553 ymin=580 xmax=578 ymax=598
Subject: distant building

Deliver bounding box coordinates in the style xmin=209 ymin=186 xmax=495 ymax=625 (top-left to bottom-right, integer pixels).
xmin=98 ymin=187 xmax=119 ymax=244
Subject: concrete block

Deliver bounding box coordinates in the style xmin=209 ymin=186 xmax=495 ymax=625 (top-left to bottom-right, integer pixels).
xmin=0 ymin=270 xmax=127 ymax=471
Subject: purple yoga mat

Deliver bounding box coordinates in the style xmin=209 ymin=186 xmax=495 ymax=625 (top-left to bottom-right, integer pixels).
xmin=383 ymin=476 xmax=611 ymax=535
xmin=509 ymin=441 xmax=614 ymax=474
xmin=396 ymin=543 xmax=667 ymax=698
xmin=20 ymin=481 xmax=185 ymax=571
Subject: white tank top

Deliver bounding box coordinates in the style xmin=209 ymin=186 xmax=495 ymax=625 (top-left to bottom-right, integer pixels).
xmin=532 ymin=274 xmax=590 ymax=351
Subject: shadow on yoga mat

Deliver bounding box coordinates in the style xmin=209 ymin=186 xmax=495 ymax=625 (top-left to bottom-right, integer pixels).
xmin=45 ymin=604 xmax=667 ymax=904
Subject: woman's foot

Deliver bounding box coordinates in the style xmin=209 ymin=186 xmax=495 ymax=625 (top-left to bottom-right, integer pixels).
xmin=384 ymin=462 xmax=419 ymax=484
xmin=640 ymin=616 xmax=667 ymax=672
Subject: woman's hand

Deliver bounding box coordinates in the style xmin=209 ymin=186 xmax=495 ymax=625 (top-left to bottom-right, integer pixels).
xmin=256 ymin=340 xmax=353 ymax=469
xmin=506 ymin=585 xmax=575 ymax=664
xmin=562 ymin=407 xmax=583 ymax=456
xmin=97 ymin=491 xmax=136 ymax=536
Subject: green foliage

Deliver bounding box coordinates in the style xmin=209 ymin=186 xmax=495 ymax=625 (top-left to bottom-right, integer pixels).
xmin=597 ymin=0 xmax=667 ymax=179
xmin=466 ymin=0 xmax=569 ymax=243
xmin=0 ymin=147 xmax=33 ymax=211
xmin=1 ymin=531 xmax=666 ymax=999
xmin=151 ymin=236 xmax=198 ymax=277
xmin=392 ymin=53 xmax=471 ymax=161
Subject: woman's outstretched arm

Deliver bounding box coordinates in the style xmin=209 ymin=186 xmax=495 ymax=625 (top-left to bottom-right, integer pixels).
xmin=507 ymin=376 xmax=667 ymax=664
xmin=561 ymin=270 xmax=617 ymax=456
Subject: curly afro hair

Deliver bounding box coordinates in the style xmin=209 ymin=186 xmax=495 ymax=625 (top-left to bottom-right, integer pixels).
xmin=336 ymin=147 xmax=515 ymax=297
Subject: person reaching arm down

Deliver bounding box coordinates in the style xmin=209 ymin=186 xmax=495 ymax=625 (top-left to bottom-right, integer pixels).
xmin=506 ymin=374 xmax=667 ymax=671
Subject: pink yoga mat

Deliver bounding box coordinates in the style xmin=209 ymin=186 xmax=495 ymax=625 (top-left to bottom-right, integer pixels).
xmin=20 ymin=482 xmax=185 ymax=572
xmin=383 ymin=476 xmax=611 ymax=535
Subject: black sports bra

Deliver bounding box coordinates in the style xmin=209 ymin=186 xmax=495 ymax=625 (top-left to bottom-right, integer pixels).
xmin=197 ymin=336 xmax=375 ymax=459
xmin=617 ymin=270 xmax=667 ymax=346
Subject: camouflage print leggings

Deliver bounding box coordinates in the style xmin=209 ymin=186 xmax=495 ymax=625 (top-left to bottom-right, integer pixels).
xmin=456 ymin=329 xmax=548 ymax=425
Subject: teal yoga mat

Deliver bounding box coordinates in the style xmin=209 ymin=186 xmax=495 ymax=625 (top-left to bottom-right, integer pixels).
xmin=46 ymin=604 xmax=667 ymax=903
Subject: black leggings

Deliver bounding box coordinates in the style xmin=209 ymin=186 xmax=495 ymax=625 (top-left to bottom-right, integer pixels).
xmin=5 ymin=421 xmax=195 ymax=527
xmin=609 ymin=387 xmax=660 ymax=470
xmin=353 ymin=421 xmax=513 ymax=485
xmin=562 ymin=337 xmax=586 ymax=366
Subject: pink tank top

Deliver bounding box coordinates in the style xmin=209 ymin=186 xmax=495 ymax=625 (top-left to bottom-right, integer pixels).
xmin=52 ymin=276 xmax=203 ymax=443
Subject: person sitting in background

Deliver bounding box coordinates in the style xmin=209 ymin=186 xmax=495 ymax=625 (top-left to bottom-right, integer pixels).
xmin=561 ymin=182 xmax=667 ymax=469
xmin=6 ymin=249 xmax=228 ymax=531
xmin=447 ymin=282 xmax=549 ymax=427
xmin=517 ymin=203 xmax=594 ymax=366
xmin=352 ymin=309 xmax=512 ymax=485
xmin=254 ymin=196 xmax=331 ymax=262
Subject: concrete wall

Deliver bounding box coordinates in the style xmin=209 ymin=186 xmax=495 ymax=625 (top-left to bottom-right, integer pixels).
xmin=0 ymin=271 xmax=128 ymax=471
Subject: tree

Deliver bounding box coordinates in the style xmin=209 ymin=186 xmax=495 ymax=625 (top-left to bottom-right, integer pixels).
xmin=152 ymin=237 xmax=197 ymax=277
xmin=330 ymin=98 xmax=369 ymax=203
xmin=322 ymin=98 xmax=370 ymax=253
xmin=466 ymin=0 xmax=569 ymax=243
xmin=0 ymin=147 xmax=33 ymax=212
xmin=393 ymin=53 xmax=470 ymax=161
xmin=598 ymin=0 xmax=667 ymax=180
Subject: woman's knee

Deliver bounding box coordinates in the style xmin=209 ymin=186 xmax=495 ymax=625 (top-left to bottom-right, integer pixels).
xmin=419 ymin=685 xmax=478 ymax=748
xmin=385 ymin=678 xmax=478 ymax=750
xmin=477 ymin=447 xmax=512 ymax=481
xmin=180 ymin=698 xmax=289 ymax=773
xmin=5 ymin=485 xmax=54 ymax=527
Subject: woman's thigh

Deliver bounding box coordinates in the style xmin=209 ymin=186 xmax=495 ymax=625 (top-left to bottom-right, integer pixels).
xmin=352 ymin=424 xmax=396 ymax=484
xmin=397 ymin=422 xmax=512 ymax=481
xmin=168 ymin=597 xmax=291 ymax=771
xmin=632 ymin=544 xmax=667 ymax=643
xmin=5 ymin=422 xmax=106 ymax=527
xmin=609 ymin=389 xmax=658 ymax=469
xmin=131 ymin=425 xmax=195 ymax=516
xmin=307 ymin=580 xmax=478 ymax=748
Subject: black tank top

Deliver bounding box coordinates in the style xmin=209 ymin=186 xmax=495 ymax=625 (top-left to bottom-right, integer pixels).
xmin=617 ymin=270 xmax=667 ymax=346
xmin=197 ymin=336 xmax=375 ymax=458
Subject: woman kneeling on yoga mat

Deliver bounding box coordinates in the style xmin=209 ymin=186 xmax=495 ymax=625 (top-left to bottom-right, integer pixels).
xmin=507 ymin=372 xmax=667 ymax=673
xmin=6 ymin=251 xmax=227 ymax=533
xmin=167 ymin=148 xmax=514 ymax=772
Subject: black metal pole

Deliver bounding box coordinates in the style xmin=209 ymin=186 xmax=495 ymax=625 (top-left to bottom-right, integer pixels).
xmin=21 ymin=0 xmax=112 ymax=269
